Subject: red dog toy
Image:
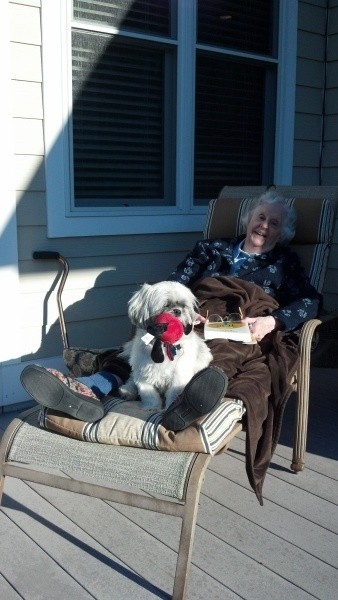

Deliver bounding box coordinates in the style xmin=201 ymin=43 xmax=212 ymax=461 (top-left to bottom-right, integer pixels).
xmin=146 ymin=312 xmax=184 ymax=362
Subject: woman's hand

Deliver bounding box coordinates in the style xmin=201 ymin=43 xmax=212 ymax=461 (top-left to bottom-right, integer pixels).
xmin=242 ymin=315 xmax=278 ymax=342
xmin=194 ymin=313 xmax=206 ymax=324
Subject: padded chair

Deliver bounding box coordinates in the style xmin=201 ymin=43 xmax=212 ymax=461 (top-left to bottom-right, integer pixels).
xmin=205 ymin=185 xmax=338 ymax=472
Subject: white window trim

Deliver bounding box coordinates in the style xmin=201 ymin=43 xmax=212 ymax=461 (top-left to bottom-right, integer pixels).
xmin=274 ymin=0 xmax=298 ymax=184
xmin=42 ymin=0 xmax=297 ymax=238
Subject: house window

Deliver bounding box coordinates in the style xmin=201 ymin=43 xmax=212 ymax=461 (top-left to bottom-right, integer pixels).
xmin=72 ymin=1 xmax=176 ymax=207
xmin=42 ymin=0 xmax=297 ymax=236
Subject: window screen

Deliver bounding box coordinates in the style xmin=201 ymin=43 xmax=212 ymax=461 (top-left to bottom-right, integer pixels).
xmin=72 ymin=31 xmax=175 ymax=206
xmin=197 ymin=0 xmax=276 ymax=55
xmin=73 ymin=0 xmax=173 ymax=37
xmin=194 ymin=54 xmax=272 ymax=201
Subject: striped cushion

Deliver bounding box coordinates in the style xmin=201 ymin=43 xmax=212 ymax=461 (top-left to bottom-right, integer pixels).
xmin=204 ymin=190 xmax=336 ymax=293
xmin=39 ymin=396 xmax=245 ymax=457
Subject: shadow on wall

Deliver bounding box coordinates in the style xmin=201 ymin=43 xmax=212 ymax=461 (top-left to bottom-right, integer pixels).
xmin=21 ymin=263 xmax=131 ymax=365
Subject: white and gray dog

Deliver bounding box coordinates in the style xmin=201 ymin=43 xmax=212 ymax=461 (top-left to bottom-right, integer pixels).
xmin=119 ymin=281 xmax=212 ymax=410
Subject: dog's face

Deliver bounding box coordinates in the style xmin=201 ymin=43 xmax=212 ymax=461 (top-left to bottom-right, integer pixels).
xmin=127 ymin=281 xmax=198 ymax=329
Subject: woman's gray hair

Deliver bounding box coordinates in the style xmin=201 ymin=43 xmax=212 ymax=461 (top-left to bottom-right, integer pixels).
xmin=240 ymin=190 xmax=297 ymax=244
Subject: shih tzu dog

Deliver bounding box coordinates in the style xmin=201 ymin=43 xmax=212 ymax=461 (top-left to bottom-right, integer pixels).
xmin=119 ymin=281 xmax=212 ymax=409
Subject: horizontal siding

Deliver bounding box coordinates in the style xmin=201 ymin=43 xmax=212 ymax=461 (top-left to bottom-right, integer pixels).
xmin=292 ymin=0 xmax=338 ymax=315
xmin=295 ymin=85 xmax=323 ymax=114
xmin=324 ymin=114 xmax=338 ymax=138
xmin=292 ymin=168 xmax=321 ymax=184
xmin=323 ymin=0 xmax=338 ymax=304
xmin=297 ymin=30 xmax=326 ymax=60
xmin=296 ymin=56 xmax=325 ymax=87
xmin=16 ymin=224 xmax=199 ymax=357
xmin=328 ymin=5 xmax=338 ymax=35
xmin=15 ymin=155 xmax=45 ymax=190
xmin=13 ymin=118 xmax=44 ymax=155
xmin=298 ymin=0 xmax=327 ymax=33
xmin=293 ymin=1 xmax=326 ymax=186
xmin=10 ymin=43 xmax=42 ymax=81
xmin=293 ymin=114 xmax=322 ymax=142
xmin=17 ymin=226 xmax=199 ymax=263
xmin=320 ymin=168 xmax=338 ymax=184
xmin=293 ymin=141 xmax=322 ymax=167
xmin=14 ymin=0 xmax=40 ymax=6
xmin=12 ymin=82 xmax=43 ymax=118
xmin=9 ymin=3 xmax=41 ymax=44
xmin=17 ymin=240 xmax=198 ymax=359
xmin=323 ymin=141 xmax=338 ymax=165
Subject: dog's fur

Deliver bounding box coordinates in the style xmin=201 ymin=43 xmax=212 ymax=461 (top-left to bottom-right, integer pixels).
xmin=119 ymin=281 xmax=212 ymax=409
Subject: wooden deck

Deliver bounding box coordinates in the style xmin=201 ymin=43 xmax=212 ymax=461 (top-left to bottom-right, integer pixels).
xmin=0 ymin=367 xmax=337 ymax=599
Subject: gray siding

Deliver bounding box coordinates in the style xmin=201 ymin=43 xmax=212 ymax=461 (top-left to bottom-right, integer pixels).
xmin=294 ymin=0 xmax=338 ymax=310
xmin=293 ymin=0 xmax=327 ymax=185
xmin=324 ymin=0 xmax=338 ymax=184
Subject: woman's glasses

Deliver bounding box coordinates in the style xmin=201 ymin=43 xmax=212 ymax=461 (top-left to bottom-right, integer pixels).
xmin=207 ymin=313 xmax=242 ymax=324
xmin=206 ymin=313 xmax=243 ymax=330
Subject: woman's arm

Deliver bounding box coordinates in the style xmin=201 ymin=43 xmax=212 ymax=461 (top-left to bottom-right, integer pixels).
xmin=168 ymin=238 xmax=233 ymax=286
xmin=271 ymin=248 xmax=322 ymax=331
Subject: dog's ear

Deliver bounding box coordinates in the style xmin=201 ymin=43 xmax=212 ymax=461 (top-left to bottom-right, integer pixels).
xmin=127 ymin=283 xmax=152 ymax=325
xmin=151 ymin=339 xmax=165 ymax=363
xmin=184 ymin=323 xmax=193 ymax=335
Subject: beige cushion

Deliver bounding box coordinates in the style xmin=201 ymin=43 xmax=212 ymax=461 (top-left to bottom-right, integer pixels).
xmin=39 ymin=396 xmax=245 ymax=456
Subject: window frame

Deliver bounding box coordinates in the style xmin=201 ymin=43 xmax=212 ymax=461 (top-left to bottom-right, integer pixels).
xmin=42 ymin=0 xmax=298 ymax=238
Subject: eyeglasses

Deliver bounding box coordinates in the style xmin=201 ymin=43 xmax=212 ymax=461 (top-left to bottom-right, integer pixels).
xmin=208 ymin=313 xmax=242 ymax=323
xmin=206 ymin=313 xmax=243 ymax=328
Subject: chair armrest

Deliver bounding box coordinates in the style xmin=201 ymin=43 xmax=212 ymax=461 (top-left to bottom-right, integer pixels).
xmin=297 ymin=318 xmax=322 ymax=373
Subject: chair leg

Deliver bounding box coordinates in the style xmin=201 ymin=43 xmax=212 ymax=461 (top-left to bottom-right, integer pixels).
xmin=291 ymin=318 xmax=321 ymax=473
xmin=0 ymin=474 xmax=5 ymax=505
xmin=172 ymin=454 xmax=210 ymax=600
xmin=291 ymin=386 xmax=308 ymax=473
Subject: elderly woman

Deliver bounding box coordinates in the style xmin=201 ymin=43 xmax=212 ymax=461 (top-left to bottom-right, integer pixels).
xmin=158 ymin=190 xmax=320 ymax=423
xmin=168 ymin=190 xmax=320 ymax=340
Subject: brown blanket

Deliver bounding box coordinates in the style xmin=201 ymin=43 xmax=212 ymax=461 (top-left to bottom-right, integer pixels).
xmin=191 ymin=276 xmax=300 ymax=505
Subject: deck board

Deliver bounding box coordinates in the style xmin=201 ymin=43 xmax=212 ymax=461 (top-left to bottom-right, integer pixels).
xmin=0 ymin=367 xmax=337 ymax=599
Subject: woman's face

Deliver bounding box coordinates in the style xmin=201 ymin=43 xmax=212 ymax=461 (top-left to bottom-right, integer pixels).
xmin=244 ymin=202 xmax=284 ymax=254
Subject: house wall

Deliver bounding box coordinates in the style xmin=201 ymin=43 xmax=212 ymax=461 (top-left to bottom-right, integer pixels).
xmin=10 ymin=1 xmax=200 ymax=373
xmin=325 ymin=0 xmax=338 ymax=306
xmin=294 ymin=0 xmax=338 ymax=309
xmin=3 ymin=0 xmax=338 ymax=407
xmin=293 ymin=0 xmax=327 ymax=185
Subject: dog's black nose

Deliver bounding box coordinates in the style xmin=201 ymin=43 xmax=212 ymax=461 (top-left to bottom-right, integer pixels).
xmin=173 ymin=309 xmax=181 ymax=317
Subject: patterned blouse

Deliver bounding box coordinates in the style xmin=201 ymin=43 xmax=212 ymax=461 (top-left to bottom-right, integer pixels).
xmin=168 ymin=235 xmax=322 ymax=332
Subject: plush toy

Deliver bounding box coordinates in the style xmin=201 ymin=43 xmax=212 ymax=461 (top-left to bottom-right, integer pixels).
xmin=146 ymin=312 xmax=185 ymax=363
